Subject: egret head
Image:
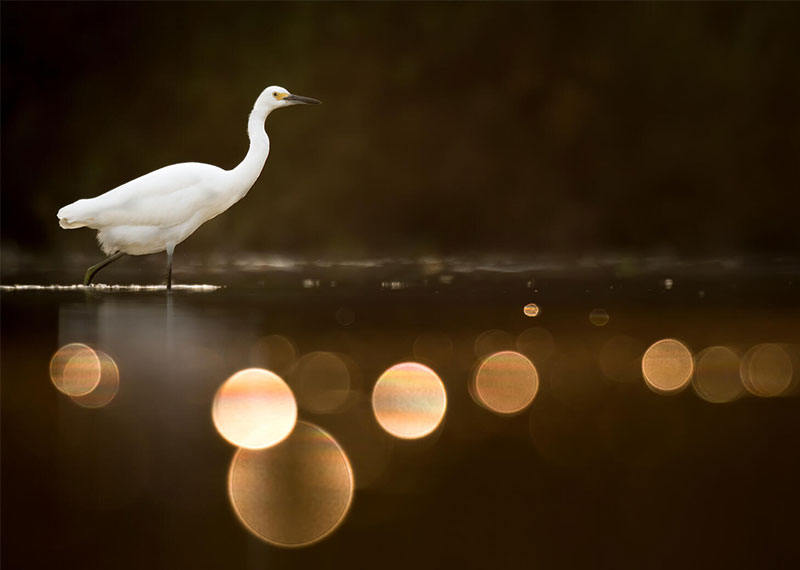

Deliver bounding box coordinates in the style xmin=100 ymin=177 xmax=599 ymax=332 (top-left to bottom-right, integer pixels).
xmin=255 ymin=86 xmax=321 ymax=114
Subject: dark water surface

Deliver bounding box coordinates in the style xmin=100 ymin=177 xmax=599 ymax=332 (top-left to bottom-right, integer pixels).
xmin=2 ymin=258 xmax=799 ymax=569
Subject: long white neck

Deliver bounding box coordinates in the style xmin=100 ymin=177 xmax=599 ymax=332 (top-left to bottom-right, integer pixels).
xmin=229 ymin=106 xmax=271 ymax=198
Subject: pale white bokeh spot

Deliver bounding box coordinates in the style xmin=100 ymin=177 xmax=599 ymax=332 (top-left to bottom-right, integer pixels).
xmin=212 ymin=368 xmax=297 ymax=449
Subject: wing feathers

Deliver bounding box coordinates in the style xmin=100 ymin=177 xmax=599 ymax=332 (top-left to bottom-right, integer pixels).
xmin=57 ymin=162 xmax=225 ymax=230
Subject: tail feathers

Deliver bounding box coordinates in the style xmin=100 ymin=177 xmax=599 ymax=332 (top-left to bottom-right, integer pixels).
xmin=57 ymin=204 xmax=88 ymax=229
xmin=59 ymin=217 xmax=86 ymax=229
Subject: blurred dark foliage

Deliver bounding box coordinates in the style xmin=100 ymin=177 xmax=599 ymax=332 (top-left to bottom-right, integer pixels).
xmin=2 ymin=2 xmax=799 ymax=259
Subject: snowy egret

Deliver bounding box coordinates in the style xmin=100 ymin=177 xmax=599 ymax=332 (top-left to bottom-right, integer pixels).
xmin=57 ymin=86 xmax=320 ymax=289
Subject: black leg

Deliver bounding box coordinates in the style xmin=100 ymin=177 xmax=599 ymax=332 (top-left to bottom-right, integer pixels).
xmin=166 ymin=246 xmax=174 ymax=291
xmin=84 ymin=252 xmax=125 ymax=285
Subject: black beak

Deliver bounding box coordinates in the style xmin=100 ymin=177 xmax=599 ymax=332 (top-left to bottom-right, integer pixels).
xmin=285 ymin=94 xmax=321 ymax=105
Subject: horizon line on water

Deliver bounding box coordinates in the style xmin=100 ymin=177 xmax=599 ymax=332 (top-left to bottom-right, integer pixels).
xmin=0 ymin=284 xmax=223 ymax=292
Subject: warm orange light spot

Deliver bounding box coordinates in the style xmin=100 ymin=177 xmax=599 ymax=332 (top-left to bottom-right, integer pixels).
xmin=70 ymin=350 xmax=120 ymax=408
xmin=372 ymin=362 xmax=447 ymax=439
xmin=474 ymin=329 xmax=515 ymax=358
xmin=741 ymin=344 xmax=793 ymax=397
xmin=516 ymin=327 xmax=556 ymax=363
xmin=228 ymin=421 xmax=354 ymax=547
xmin=589 ymin=308 xmax=610 ymax=327
xmin=289 ymin=352 xmax=352 ymax=414
xmin=50 ymin=343 xmax=101 ymax=396
xmin=250 ymin=335 xmax=296 ymax=376
xmin=524 ymin=303 xmax=540 ymax=317
xmin=212 ymin=368 xmax=297 ymax=449
xmin=692 ymin=346 xmax=744 ymax=403
xmin=642 ymin=339 xmax=693 ymax=394
xmin=473 ymin=351 xmax=539 ymax=415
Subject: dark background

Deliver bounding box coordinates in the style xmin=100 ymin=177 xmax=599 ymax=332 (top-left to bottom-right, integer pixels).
xmin=3 ymin=2 xmax=799 ymax=262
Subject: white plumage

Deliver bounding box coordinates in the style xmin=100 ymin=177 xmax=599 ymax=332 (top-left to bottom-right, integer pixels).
xmin=57 ymin=85 xmax=320 ymax=287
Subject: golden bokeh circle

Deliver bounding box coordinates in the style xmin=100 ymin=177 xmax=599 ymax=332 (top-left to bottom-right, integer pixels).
xmin=741 ymin=344 xmax=793 ymax=397
xmin=70 ymin=350 xmax=120 ymax=408
xmin=372 ymin=362 xmax=447 ymax=439
xmin=289 ymin=351 xmax=352 ymax=414
xmin=335 ymin=307 xmax=355 ymax=326
xmin=228 ymin=421 xmax=354 ymax=547
xmin=50 ymin=343 xmax=102 ymax=396
xmin=473 ymin=351 xmax=539 ymax=415
xmin=523 ymin=303 xmax=540 ymax=317
xmin=212 ymin=368 xmax=297 ymax=449
xmin=516 ymin=327 xmax=556 ymax=363
xmin=641 ymin=339 xmax=693 ymax=394
xmin=249 ymin=335 xmax=297 ymax=376
xmin=589 ymin=308 xmax=610 ymax=327
xmin=473 ymin=329 xmax=515 ymax=358
xmin=692 ymin=346 xmax=744 ymax=404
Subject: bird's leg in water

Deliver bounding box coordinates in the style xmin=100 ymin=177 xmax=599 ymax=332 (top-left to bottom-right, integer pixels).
xmin=166 ymin=245 xmax=175 ymax=290
xmin=83 ymin=252 xmax=125 ymax=285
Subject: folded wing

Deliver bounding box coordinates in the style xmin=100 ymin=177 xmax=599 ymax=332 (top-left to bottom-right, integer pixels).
xmin=58 ymin=162 xmax=226 ymax=230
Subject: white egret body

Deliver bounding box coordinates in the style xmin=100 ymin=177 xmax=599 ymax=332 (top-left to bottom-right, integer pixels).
xmin=57 ymin=86 xmax=320 ymax=288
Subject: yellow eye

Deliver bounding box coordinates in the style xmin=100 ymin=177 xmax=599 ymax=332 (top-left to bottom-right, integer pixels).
xmin=272 ymin=92 xmax=278 ymax=98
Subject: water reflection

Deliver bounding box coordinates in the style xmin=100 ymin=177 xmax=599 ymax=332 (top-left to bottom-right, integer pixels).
xmin=9 ymin=258 xmax=796 ymax=563
xmin=1 ymin=284 xmax=222 ymax=291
